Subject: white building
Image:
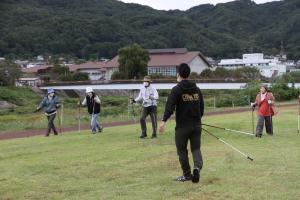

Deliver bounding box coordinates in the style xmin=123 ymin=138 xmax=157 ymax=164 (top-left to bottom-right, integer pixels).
xmin=69 ymin=61 xmax=107 ymax=81
xmin=218 ymin=53 xmax=287 ymax=78
xmin=15 ymin=77 xmax=42 ymax=87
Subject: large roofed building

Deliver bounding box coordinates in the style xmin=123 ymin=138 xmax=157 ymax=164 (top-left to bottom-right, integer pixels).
xmin=104 ymin=48 xmax=211 ymax=79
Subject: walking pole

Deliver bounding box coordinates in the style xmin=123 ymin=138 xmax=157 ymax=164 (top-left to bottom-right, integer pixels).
xmin=298 ymin=95 xmax=300 ymax=133
xmin=78 ymin=98 xmax=81 ymax=133
xmin=202 ymin=123 xmax=255 ymax=136
xmin=252 ymin=106 xmax=255 ymax=135
xmin=60 ymin=103 xmax=63 ymax=135
xmin=202 ymin=128 xmax=254 ymax=161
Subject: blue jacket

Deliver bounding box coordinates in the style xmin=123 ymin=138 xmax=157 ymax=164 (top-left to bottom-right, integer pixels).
xmin=38 ymin=95 xmax=60 ymax=114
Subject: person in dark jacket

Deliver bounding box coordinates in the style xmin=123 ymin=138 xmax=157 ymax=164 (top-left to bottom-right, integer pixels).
xmin=159 ymin=63 xmax=204 ymax=183
xmin=81 ymin=87 xmax=102 ymax=134
xmin=36 ymin=88 xmax=60 ymax=136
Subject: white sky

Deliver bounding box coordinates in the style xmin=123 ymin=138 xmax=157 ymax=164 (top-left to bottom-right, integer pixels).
xmin=118 ymin=0 xmax=281 ymax=10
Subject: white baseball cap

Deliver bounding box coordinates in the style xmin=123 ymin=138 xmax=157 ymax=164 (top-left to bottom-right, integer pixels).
xmin=86 ymin=87 xmax=93 ymax=93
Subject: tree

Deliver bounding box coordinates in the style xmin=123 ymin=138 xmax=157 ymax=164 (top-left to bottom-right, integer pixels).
xmin=117 ymin=43 xmax=150 ymax=79
xmin=0 ymin=60 xmax=22 ymax=86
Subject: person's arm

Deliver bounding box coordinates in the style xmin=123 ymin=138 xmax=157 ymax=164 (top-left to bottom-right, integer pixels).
xmin=37 ymin=97 xmax=46 ymax=110
xmin=135 ymin=89 xmax=143 ymax=102
xmin=199 ymin=89 xmax=204 ymax=118
xmin=159 ymin=87 xmax=178 ymax=133
xmin=268 ymin=93 xmax=275 ymax=105
xmin=94 ymin=95 xmax=101 ymax=104
xmin=55 ymin=96 xmax=61 ymax=108
xmin=81 ymin=97 xmax=87 ymax=106
xmin=149 ymin=88 xmax=159 ymax=100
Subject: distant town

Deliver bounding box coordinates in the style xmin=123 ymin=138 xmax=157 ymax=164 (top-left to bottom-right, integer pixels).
xmin=2 ymin=48 xmax=300 ymax=87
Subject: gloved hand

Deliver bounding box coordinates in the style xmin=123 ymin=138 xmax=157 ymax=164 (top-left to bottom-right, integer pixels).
xmin=149 ymin=95 xmax=155 ymax=100
xmin=130 ymin=98 xmax=136 ymax=104
xmin=34 ymin=107 xmax=40 ymax=113
xmin=56 ymin=104 xmax=61 ymax=108
xmin=268 ymin=100 xmax=272 ymax=104
xmin=250 ymin=102 xmax=256 ymax=108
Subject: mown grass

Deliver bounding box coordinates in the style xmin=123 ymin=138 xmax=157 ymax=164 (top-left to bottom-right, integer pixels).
xmin=0 ymin=106 xmax=299 ymax=199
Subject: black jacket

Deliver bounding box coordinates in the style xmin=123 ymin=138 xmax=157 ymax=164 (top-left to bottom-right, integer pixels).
xmin=86 ymin=94 xmax=100 ymax=114
xmin=162 ymin=80 xmax=204 ymax=128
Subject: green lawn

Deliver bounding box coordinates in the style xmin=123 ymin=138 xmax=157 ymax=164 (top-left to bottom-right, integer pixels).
xmin=0 ymin=106 xmax=299 ymax=199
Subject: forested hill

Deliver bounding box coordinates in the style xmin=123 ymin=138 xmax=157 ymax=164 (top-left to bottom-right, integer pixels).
xmin=0 ymin=0 xmax=299 ymax=60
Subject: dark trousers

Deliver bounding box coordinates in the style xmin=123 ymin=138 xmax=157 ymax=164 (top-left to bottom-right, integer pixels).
xmin=140 ymin=106 xmax=157 ymax=136
xmin=256 ymin=115 xmax=273 ymax=136
xmin=175 ymin=125 xmax=203 ymax=177
xmin=47 ymin=114 xmax=58 ymax=136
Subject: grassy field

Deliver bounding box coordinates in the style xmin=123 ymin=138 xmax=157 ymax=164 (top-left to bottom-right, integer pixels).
xmin=0 ymin=106 xmax=299 ymax=200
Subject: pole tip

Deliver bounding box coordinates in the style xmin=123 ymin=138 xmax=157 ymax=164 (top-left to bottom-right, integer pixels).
xmin=247 ymin=156 xmax=254 ymax=161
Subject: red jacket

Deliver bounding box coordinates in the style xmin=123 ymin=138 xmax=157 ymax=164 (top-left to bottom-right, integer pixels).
xmin=255 ymin=92 xmax=277 ymax=116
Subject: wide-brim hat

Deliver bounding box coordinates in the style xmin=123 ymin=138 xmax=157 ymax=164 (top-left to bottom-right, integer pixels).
xmin=47 ymin=88 xmax=55 ymax=94
xmin=143 ymin=76 xmax=152 ymax=82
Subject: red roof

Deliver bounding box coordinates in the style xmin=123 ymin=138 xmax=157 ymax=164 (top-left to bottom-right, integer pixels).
xmin=149 ymin=51 xmax=201 ymax=67
xmin=21 ymin=65 xmax=52 ymax=73
xmin=104 ymin=51 xmax=210 ymax=68
xmin=69 ymin=61 xmax=107 ymax=71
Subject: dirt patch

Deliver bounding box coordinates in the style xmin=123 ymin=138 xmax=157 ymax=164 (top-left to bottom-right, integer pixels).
xmin=0 ymin=101 xmax=16 ymax=109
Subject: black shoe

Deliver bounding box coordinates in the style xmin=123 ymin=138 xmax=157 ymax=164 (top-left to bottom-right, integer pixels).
xmin=255 ymin=134 xmax=262 ymax=138
xmin=98 ymin=127 xmax=103 ymax=133
xmin=140 ymin=135 xmax=147 ymax=139
xmin=192 ymin=168 xmax=200 ymax=183
xmin=151 ymin=134 xmax=157 ymax=139
xmin=173 ymin=175 xmax=192 ymax=182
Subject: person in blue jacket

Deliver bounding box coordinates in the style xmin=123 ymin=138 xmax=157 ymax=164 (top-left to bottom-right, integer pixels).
xmin=36 ymin=88 xmax=60 ymax=136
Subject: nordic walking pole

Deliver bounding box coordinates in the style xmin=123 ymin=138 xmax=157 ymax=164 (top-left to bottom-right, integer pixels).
xmin=202 ymin=123 xmax=255 ymax=136
xmin=60 ymin=103 xmax=63 ymax=135
xmin=202 ymin=128 xmax=254 ymax=161
xmin=78 ymin=98 xmax=81 ymax=133
xmin=252 ymin=106 xmax=255 ymax=136
xmin=298 ymin=95 xmax=300 ymax=133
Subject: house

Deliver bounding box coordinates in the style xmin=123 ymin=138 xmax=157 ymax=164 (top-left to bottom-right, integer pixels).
xmin=15 ymin=77 xmax=42 ymax=87
xmin=21 ymin=65 xmax=52 ymax=74
xmin=104 ymin=48 xmax=211 ymax=79
xmin=218 ymin=53 xmax=287 ymax=78
xmin=68 ymin=61 xmax=107 ymax=81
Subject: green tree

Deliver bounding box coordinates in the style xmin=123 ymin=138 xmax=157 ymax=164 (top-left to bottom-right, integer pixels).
xmin=117 ymin=43 xmax=149 ymax=79
xmin=51 ymin=64 xmax=70 ymax=81
xmin=0 ymin=60 xmax=22 ymax=86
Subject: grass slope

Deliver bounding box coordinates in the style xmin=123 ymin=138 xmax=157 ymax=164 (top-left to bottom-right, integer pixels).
xmin=0 ymin=107 xmax=299 ymax=199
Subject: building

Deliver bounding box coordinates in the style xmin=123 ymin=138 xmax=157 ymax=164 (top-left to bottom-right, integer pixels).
xmin=104 ymin=48 xmax=211 ymax=79
xmin=15 ymin=77 xmax=42 ymax=87
xmin=218 ymin=53 xmax=287 ymax=78
xmin=21 ymin=65 xmax=52 ymax=74
xmin=69 ymin=61 xmax=107 ymax=81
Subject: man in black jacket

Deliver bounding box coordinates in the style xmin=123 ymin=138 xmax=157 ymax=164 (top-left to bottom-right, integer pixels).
xmin=159 ymin=63 xmax=204 ymax=183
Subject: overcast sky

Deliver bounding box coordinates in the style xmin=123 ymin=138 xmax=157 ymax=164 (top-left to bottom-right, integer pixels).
xmin=118 ymin=0 xmax=281 ymax=10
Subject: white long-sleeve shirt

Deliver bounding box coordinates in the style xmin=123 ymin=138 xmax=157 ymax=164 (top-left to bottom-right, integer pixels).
xmin=135 ymin=85 xmax=159 ymax=107
xmin=81 ymin=95 xmax=101 ymax=106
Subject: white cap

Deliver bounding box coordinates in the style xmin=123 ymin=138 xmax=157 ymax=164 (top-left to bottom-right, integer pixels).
xmin=86 ymin=87 xmax=93 ymax=93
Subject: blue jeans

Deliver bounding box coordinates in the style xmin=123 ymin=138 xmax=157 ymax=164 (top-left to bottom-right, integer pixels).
xmin=91 ymin=113 xmax=101 ymax=133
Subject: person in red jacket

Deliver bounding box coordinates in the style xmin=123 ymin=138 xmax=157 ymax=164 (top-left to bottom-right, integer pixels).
xmin=251 ymin=84 xmax=276 ymax=137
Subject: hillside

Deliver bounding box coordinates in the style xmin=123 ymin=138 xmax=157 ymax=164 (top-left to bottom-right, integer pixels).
xmin=0 ymin=0 xmax=299 ymax=59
